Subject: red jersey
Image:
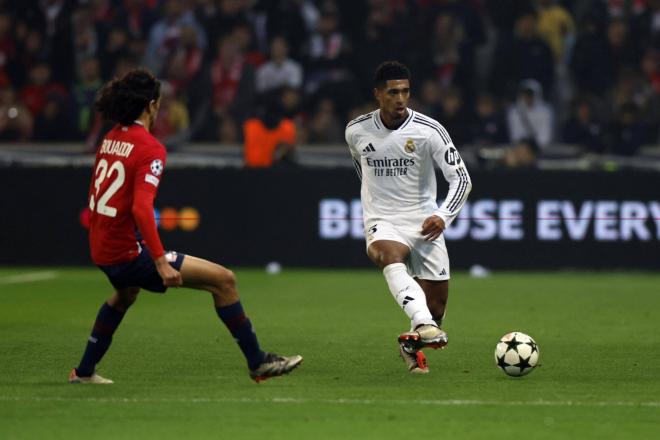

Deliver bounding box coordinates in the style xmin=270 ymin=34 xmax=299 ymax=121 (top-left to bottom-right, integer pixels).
xmin=88 ymin=123 xmax=166 ymax=266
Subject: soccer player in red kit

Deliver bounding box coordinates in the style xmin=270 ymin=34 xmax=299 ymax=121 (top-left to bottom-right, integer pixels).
xmin=69 ymin=69 xmax=302 ymax=384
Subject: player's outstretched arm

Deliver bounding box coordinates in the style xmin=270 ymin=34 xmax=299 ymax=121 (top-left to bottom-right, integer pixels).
xmin=430 ymin=132 xmax=472 ymax=228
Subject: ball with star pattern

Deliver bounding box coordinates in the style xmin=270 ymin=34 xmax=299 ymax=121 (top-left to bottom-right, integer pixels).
xmin=494 ymin=332 xmax=539 ymax=377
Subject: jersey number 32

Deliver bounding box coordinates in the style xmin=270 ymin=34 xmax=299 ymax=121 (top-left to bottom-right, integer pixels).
xmin=89 ymin=159 xmax=125 ymax=218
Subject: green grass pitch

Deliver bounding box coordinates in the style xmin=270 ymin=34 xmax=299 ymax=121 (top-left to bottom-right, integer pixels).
xmin=1 ymin=268 xmax=659 ymax=439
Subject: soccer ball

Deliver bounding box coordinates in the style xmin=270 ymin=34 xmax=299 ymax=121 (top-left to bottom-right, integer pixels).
xmin=494 ymin=332 xmax=539 ymax=377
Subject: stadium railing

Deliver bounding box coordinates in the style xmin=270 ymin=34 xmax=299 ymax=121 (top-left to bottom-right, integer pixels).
xmin=1 ymin=143 xmax=660 ymax=171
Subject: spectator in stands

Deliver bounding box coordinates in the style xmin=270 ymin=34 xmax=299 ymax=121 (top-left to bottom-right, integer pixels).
xmin=255 ymin=0 xmax=312 ymax=61
xmin=414 ymin=79 xmax=443 ymax=120
xmin=304 ymin=5 xmax=356 ymax=112
xmin=217 ymin=116 xmax=239 ymax=143
xmin=570 ymin=13 xmax=611 ymax=96
xmin=151 ymin=80 xmax=190 ymax=147
xmin=72 ymin=56 xmax=102 ymax=139
xmin=507 ymin=79 xmax=554 ymax=149
xmin=99 ymin=27 xmax=130 ymax=80
xmin=0 ymin=13 xmax=16 ymax=84
xmin=639 ymin=48 xmax=660 ymax=141
xmin=243 ymin=90 xmax=296 ymax=167
xmin=605 ymin=19 xmax=642 ymax=80
xmin=571 ymin=17 xmax=638 ymax=98
xmin=24 ymin=0 xmax=76 ymax=85
xmin=209 ymin=33 xmax=256 ymax=140
xmin=536 ymin=0 xmax=576 ymax=112
xmin=0 ymin=83 xmax=33 ymax=141
xmin=113 ymin=55 xmax=140 ymax=80
xmin=353 ymin=3 xmax=407 ymax=99
xmin=421 ymin=0 xmax=486 ymax=99
xmin=20 ymin=62 xmax=68 ymax=118
xmin=607 ymin=102 xmax=646 ymax=156
xmin=470 ymin=93 xmax=509 ymax=146
xmin=114 ymin=0 xmax=158 ymax=41
xmin=490 ymin=11 xmax=555 ymax=99
xmin=438 ymin=87 xmax=473 ymax=146
xmin=195 ymin=0 xmax=246 ymax=48
xmin=280 ymin=86 xmax=302 ymax=119
xmin=126 ymin=34 xmax=148 ymax=65
xmin=33 ymin=91 xmax=75 ymax=141
xmin=256 ymin=36 xmax=303 ymax=94
xmin=426 ymin=12 xmax=464 ymax=88
xmin=143 ymin=0 xmax=207 ymax=76
xmin=71 ymin=5 xmax=101 ymax=66
xmin=607 ymin=67 xmax=650 ymax=120
xmin=562 ymin=97 xmax=605 ymax=153
xmin=536 ymin=0 xmax=575 ymax=64
xmin=630 ymin=0 xmax=660 ymax=50
xmin=232 ymin=21 xmax=265 ymax=68
xmin=485 ymin=0 xmax=535 ymax=39
xmin=0 ymin=0 xmax=656 ymax=155
xmin=278 ymin=85 xmax=305 ymax=142
xmin=640 ymin=48 xmax=660 ymax=95
xmin=503 ymin=137 xmax=538 ymax=168
xmin=306 ymin=97 xmax=343 ymax=144
xmin=421 ymin=11 xmax=477 ymax=100
xmin=163 ymin=24 xmax=205 ymax=94
xmin=10 ymin=29 xmax=45 ymax=89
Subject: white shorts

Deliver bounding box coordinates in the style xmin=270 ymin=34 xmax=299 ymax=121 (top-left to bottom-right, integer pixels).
xmin=365 ymin=220 xmax=450 ymax=281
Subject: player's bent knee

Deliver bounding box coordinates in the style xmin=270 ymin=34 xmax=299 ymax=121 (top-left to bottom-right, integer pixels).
xmin=373 ymin=253 xmax=405 ymax=268
xmin=114 ymin=287 xmax=139 ymax=310
xmin=214 ymin=267 xmax=237 ymax=294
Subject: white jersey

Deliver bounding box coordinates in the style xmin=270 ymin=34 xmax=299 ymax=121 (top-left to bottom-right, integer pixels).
xmin=345 ymin=108 xmax=472 ymax=229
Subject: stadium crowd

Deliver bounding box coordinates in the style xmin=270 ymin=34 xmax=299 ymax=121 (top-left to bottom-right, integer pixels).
xmin=0 ymin=0 xmax=658 ymax=160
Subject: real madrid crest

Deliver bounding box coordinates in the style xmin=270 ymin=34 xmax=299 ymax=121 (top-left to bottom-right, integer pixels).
xmin=404 ymin=139 xmax=416 ymax=153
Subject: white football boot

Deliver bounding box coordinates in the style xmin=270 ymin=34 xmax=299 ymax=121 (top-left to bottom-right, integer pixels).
xmin=250 ymin=352 xmax=303 ymax=383
xmin=399 ymin=344 xmax=429 ymax=374
xmin=68 ymin=368 xmax=114 ymax=384
xmin=398 ymin=324 xmax=448 ymax=351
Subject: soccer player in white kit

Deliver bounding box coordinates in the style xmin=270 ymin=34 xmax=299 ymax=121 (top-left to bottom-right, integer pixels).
xmin=345 ymin=61 xmax=472 ymax=373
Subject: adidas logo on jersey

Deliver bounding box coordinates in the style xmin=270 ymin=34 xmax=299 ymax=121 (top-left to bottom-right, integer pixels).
xmin=362 ymin=143 xmax=376 ymax=153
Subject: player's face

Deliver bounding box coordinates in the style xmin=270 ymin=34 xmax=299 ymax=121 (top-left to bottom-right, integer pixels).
xmin=375 ymin=80 xmax=410 ymax=121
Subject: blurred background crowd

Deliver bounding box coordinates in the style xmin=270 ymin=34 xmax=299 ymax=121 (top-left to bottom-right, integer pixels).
xmin=0 ymin=0 xmax=658 ymax=163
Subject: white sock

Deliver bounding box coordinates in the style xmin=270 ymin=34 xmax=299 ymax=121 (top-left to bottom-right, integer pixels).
xmin=411 ymin=312 xmax=444 ymax=331
xmin=383 ymin=263 xmax=434 ymax=329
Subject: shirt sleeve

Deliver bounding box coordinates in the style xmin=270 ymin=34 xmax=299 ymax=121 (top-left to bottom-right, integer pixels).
xmin=131 ymin=144 xmax=166 ymax=260
xmin=428 ymin=128 xmax=472 ymax=227
xmin=345 ymin=124 xmax=362 ymax=181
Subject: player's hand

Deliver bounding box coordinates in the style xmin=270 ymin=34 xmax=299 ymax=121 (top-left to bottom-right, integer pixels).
xmin=155 ymin=257 xmax=183 ymax=287
xmin=420 ymin=215 xmax=446 ymax=241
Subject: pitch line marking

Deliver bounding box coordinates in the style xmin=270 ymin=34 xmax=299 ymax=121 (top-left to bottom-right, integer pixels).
xmin=0 ymin=271 xmax=58 ymax=285
xmin=0 ymin=396 xmax=658 ymax=408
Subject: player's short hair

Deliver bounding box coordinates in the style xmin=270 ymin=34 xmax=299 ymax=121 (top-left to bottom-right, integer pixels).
xmin=373 ymin=61 xmax=410 ymax=89
xmin=95 ymin=69 xmax=160 ymax=125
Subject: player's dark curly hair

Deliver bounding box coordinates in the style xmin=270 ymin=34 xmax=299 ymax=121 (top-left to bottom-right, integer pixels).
xmin=373 ymin=61 xmax=410 ymax=89
xmin=94 ymin=69 xmax=161 ymax=125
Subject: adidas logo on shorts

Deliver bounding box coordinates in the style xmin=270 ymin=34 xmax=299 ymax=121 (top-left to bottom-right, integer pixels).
xmin=439 ymin=268 xmax=447 ymax=276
